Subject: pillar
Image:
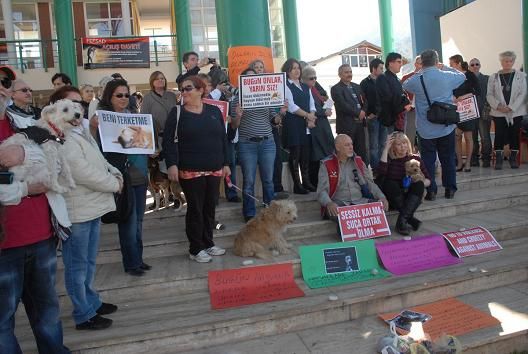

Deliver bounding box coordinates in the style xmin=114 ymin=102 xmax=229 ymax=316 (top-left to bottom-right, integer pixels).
xmin=524 ymin=0 xmax=528 ymax=72
xmin=215 ymin=0 xmax=271 ymax=65
xmin=54 ymin=0 xmax=77 ymax=85
xmin=121 ymin=0 xmax=132 ymax=36
xmin=282 ymin=0 xmax=301 ymax=59
xmin=174 ymin=0 xmax=192 ymax=70
xmin=1 ymin=0 xmax=15 ymax=68
xmin=378 ymin=0 xmax=394 ymax=58
xmin=409 ymin=0 xmax=443 ymax=59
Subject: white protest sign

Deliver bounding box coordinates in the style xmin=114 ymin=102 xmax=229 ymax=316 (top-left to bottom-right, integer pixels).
xmin=457 ymin=95 xmax=480 ymax=122
xmin=97 ymin=110 xmax=155 ymax=154
xmin=239 ymin=73 xmax=286 ymax=109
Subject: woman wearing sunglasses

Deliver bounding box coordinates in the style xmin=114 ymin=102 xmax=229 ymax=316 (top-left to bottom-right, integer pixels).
xmin=97 ymin=79 xmax=151 ymax=276
xmin=163 ymin=76 xmax=230 ymax=263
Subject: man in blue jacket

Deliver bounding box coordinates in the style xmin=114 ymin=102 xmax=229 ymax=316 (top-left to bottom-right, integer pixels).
xmin=402 ymin=49 xmax=466 ymax=201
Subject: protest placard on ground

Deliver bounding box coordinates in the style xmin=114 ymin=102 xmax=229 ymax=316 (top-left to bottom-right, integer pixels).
xmin=208 ymin=263 xmax=304 ymax=310
xmin=457 ymin=95 xmax=480 ymax=122
xmin=97 ymin=110 xmax=155 ymax=154
xmin=375 ymin=234 xmax=462 ymax=276
xmin=337 ymin=202 xmax=391 ymax=242
xmin=299 ymin=239 xmax=390 ymax=289
xmin=203 ymin=98 xmax=229 ymax=121
xmin=238 ymin=73 xmax=286 ymax=109
xmin=227 ymin=46 xmax=274 ymax=87
xmin=379 ymin=298 xmax=500 ymax=340
xmin=82 ymin=37 xmax=150 ymax=69
xmin=442 ymin=227 xmax=502 ymax=257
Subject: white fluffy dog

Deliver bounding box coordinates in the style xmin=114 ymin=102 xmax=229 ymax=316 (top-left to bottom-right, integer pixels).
xmin=1 ymin=99 xmax=83 ymax=194
xmin=234 ymin=200 xmax=298 ymax=259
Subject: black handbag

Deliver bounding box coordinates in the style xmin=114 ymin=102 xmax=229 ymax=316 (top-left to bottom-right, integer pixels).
xmin=420 ymin=75 xmax=460 ymax=125
xmin=101 ymin=169 xmax=133 ymax=224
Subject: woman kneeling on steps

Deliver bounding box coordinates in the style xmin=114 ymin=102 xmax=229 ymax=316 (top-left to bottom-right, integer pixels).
xmin=376 ymin=132 xmax=431 ymax=235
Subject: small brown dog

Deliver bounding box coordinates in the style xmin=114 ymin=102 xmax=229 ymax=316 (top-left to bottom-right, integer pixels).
xmin=405 ymin=158 xmax=425 ymax=183
xmin=148 ymin=156 xmax=186 ymax=211
xmin=233 ymin=200 xmax=297 ymax=259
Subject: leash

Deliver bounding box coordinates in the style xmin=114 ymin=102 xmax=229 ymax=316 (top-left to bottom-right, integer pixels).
xmin=225 ymin=176 xmax=269 ymax=207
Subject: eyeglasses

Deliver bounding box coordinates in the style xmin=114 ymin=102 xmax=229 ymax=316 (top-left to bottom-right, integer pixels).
xmin=113 ymin=93 xmax=130 ymax=98
xmin=15 ymin=88 xmax=32 ymax=93
xmin=182 ymin=86 xmax=195 ymax=92
xmin=470 ymin=63 xmax=480 ymax=67
xmin=308 ymin=77 xmax=317 ymax=81
xmin=1 ymin=77 xmax=11 ymax=89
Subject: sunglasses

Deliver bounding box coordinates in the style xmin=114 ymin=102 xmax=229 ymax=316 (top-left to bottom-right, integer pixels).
xmin=1 ymin=77 xmax=11 ymax=89
xmin=470 ymin=63 xmax=480 ymax=67
xmin=15 ymin=88 xmax=32 ymax=93
xmin=308 ymin=77 xmax=317 ymax=81
xmin=71 ymin=99 xmax=83 ymax=104
xmin=113 ymin=93 xmax=130 ymax=98
xmin=182 ymin=86 xmax=195 ymax=92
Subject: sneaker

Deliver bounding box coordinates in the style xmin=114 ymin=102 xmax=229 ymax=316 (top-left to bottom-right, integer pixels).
xmin=205 ymin=246 xmax=226 ymax=256
xmin=76 ymin=315 xmax=113 ymax=330
xmin=189 ymin=250 xmax=212 ymax=263
xmin=96 ymin=303 xmax=118 ymax=315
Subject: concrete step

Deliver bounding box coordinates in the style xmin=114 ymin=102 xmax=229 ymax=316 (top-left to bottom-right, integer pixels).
xmin=186 ymin=284 xmax=528 ymax=354
xmin=17 ymin=237 xmax=528 ymax=353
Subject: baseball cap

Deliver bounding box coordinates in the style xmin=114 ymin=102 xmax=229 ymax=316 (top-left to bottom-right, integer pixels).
xmin=0 ymin=66 xmax=16 ymax=80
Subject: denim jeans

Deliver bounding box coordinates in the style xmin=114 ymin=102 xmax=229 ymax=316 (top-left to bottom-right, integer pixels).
xmin=237 ymin=138 xmax=276 ymax=217
xmin=367 ymin=117 xmax=388 ymax=169
xmin=118 ymin=184 xmax=147 ymax=271
xmin=419 ymin=130 xmax=457 ymax=193
xmin=0 ymin=238 xmax=70 ymax=354
xmin=62 ymin=218 xmax=103 ymax=324
xmin=224 ymin=141 xmax=238 ymax=200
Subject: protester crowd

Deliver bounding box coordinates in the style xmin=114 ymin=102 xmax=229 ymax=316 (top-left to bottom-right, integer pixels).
xmin=0 ymin=46 xmax=526 ymax=351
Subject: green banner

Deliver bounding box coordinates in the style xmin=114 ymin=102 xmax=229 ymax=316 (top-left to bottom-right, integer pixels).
xmin=299 ymin=239 xmax=390 ymax=289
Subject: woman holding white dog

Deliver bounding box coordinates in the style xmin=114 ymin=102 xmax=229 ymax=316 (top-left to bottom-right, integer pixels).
xmin=377 ymin=132 xmax=430 ymax=235
xmin=50 ymin=86 xmax=123 ymax=330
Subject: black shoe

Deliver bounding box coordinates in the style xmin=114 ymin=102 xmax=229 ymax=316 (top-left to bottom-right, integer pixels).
xmin=408 ymin=216 xmax=422 ymax=231
xmin=396 ymin=217 xmax=411 ymax=236
xmin=293 ymin=185 xmax=309 ymax=194
xmin=140 ymin=262 xmax=152 ymax=271
xmin=482 ymin=160 xmax=491 ymax=168
xmin=445 ymin=189 xmax=456 ymax=199
xmin=302 ymin=182 xmax=316 ymax=192
xmin=173 ymin=199 xmax=181 ymax=209
xmin=424 ymin=191 xmax=437 ymax=201
xmin=126 ymin=268 xmax=145 ymax=276
xmin=244 ymin=216 xmax=254 ymax=222
xmin=228 ymin=196 xmax=241 ymax=203
xmin=76 ymin=315 xmax=113 ymax=330
xmin=470 ymin=160 xmax=480 ymax=167
xmin=96 ymin=303 xmax=118 ymax=315
xmin=274 ymin=191 xmax=289 ymax=200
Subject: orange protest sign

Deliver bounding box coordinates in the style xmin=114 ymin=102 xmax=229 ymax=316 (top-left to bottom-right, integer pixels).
xmin=227 ymin=46 xmax=274 ymax=87
xmin=379 ymin=298 xmax=500 ymax=340
xmin=208 ymin=263 xmax=304 ymax=310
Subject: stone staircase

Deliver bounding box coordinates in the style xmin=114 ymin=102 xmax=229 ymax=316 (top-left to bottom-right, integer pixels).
xmin=15 ymin=167 xmax=528 ymax=354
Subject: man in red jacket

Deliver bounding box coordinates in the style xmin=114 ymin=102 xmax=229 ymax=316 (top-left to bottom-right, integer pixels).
xmin=0 ymin=66 xmax=70 ymax=354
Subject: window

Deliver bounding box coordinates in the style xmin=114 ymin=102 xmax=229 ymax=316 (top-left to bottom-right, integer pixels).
xmin=85 ymin=2 xmax=134 ymax=37
xmin=11 ymin=4 xmax=41 ymax=68
xmin=268 ymin=0 xmax=286 ymax=59
xmin=189 ymin=0 xmax=218 ymax=60
xmin=341 ymin=47 xmax=381 ymax=68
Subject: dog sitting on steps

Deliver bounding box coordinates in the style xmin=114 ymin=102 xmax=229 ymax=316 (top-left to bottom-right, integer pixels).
xmin=233 ymin=200 xmax=297 ymax=259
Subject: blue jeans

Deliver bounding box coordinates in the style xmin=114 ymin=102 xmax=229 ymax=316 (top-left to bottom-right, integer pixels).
xmin=62 ymin=218 xmax=103 ymax=324
xmin=367 ymin=117 xmax=388 ymax=169
xmin=237 ymin=138 xmax=276 ymax=217
xmin=419 ymin=130 xmax=457 ymax=193
xmin=224 ymin=141 xmax=238 ymax=200
xmin=118 ymin=184 xmax=147 ymax=271
xmin=0 ymin=238 xmax=70 ymax=354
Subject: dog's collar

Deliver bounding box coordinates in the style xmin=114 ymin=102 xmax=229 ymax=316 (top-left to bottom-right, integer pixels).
xmin=47 ymin=121 xmax=65 ymax=139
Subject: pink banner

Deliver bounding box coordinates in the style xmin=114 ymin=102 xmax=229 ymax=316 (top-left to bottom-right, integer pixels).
xmin=376 ymin=234 xmax=462 ymax=276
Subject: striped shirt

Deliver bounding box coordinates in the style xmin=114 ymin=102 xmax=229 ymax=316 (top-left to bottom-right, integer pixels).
xmin=230 ymin=95 xmax=277 ymax=140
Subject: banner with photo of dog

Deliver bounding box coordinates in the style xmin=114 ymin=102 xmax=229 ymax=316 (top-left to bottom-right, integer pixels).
xmin=82 ymin=37 xmax=150 ymax=69
xmin=97 ymin=110 xmax=155 ymax=154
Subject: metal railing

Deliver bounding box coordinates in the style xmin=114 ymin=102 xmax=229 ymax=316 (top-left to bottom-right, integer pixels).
xmin=0 ymin=34 xmax=178 ymax=73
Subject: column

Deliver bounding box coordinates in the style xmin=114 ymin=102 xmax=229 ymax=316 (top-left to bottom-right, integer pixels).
xmin=174 ymin=0 xmax=192 ymax=70
xmin=1 ymin=0 xmax=15 ymax=67
xmin=282 ymin=0 xmax=300 ymax=59
xmin=54 ymin=0 xmax=77 ymax=85
xmin=524 ymin=0 xmax=528 ymax=73
xmin=121 ymin=0 xmax=132 ymax=35
xmin=409 ymin=0 xmax=443 ymax=58
xmin=215 ymin=0 xmax=271 ymax=65
xmin=378 ymin=0 xmax=394 ymax=58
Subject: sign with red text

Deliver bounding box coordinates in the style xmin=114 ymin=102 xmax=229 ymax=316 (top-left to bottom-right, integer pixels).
xmin=239 ymin=73 xmax=286 ymax=109
xmin=203 ymin=98 xmax=229 ymax=121
xmin=442 ymin=227 xmax=502 ymax=258
xmin=457 ymin=95 xmax=480 ymax=122
xmin=337 ymin=202 xmax=391 ymax=242
xmin=208 ymin=263 xmax=304 ymax=310
xmin=82 ymin=37 xmax=150 ymax=69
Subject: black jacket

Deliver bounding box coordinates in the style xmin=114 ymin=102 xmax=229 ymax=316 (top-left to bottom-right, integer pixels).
xmin=360 ymin=75 xmax=381 ymax=117
xmin=330 ymin=81 xmax=366 ymax=134
xmin=175 ymin=66 xmax=200 ymax=90
xmin=376 ymin=70 xmax=409 ymax=127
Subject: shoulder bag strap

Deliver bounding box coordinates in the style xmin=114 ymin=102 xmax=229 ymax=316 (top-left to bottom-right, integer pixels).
xmin=173 ymin=105 xmax=181 ymax=143
xmin=419 ymin=75 xmax=432 ymax=108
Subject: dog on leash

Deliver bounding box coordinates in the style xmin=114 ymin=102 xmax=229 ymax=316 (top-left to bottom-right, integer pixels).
xmin=0 ymin=99 xmax=82 ymax=194
xmin=147 ymin=156 xmax=186 ymax=211
xmin=233 ymin=200 xmax=297 ymax=259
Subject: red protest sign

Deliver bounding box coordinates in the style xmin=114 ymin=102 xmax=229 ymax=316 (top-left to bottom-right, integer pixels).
xmin=208 ymin=263 xmax=304 ymax=310
xmin=442 ymin=226 xmax=502 ymax=258
xmin=337 ymin=202 xmax=391 ymax=242
xmin=203 ymin=98 xmax=229 ymax=122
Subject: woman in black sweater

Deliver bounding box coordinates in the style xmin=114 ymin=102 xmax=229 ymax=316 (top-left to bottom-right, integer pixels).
xmin=163 ymin=76 xmax=230 ymax=263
